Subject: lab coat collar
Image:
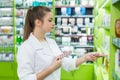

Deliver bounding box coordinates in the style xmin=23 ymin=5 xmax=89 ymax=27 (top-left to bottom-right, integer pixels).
xmin=27 ymin=33 xmax=52 ymax=50
xmin=28 ymin=33 xmax=43 ymax=50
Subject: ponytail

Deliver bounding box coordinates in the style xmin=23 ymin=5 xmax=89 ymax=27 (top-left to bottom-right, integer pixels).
xmin=23 ymin=8 xmax=34 ymax=41
xmin=23 ymin=6 xmax=51 ymax=41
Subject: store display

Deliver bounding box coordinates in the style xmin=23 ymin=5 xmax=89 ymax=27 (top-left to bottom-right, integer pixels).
xmin=67 ymin=7 xmax=72 ymax=16
xmin=0 ymin=35 xmax=14 ymax=62
xmin=75 ymin=7 xmax=86 ymax=15
xmin=75 ymin=0 xmax=81 ymax=5
xmin=88 ymin=0 xmax=94 ymax=6
xmin=77 ymin=18 xmax=83 ymax=26
xmin=0 ymin=0 xmax=12 ymax=6
xmin=16 ymin=0 xmax=22 ymax=7
xmin=62 ymin=37 xmax=71 ymax=45
xmin=81 ymin=0 xmax=88 ymax=6
xmin=69 ymin=18 xmax=75 ymax=25
xmin=55 ymin=0 xmax=62 ymax=6
xmin=0 ymin=26 xmax=13 ymax=34
xmin=115 ymin=49 xmax=120 ymax=73
xmin=79 ymin=37 xmax=87 ymax=45
xmin=0 ymin=17 xmax=13 ymax=25
xmin=57 ymin=17 xmax=62 ymax=25
xmin=102 ymin=13 xmax=110 ymax=27
xmin=62 ymin=18 xmax=68 ymax=25
xmin=70 ymin=0 xmax=75 ymax=6
xmin=55 ymin=2 xmax=94 ymax=60
xmin=75 ymin=48 xmax=84 ymax=57
xmin=71 ymin=26 xmax=78 ymax=34
xmin=84 ymin=17 xmax=90 ymax=25
xmin=0 ymin=0 xmax=14 ymax=63
xmin=61 ymin=7 xmax=67 ymax=16
xmin=0 ymin=8 xmax=12 ymax=17
xmin=87 ymin=36 xmax=93 ymax=45
xmin=62 ymin=27 xmax=71 ymax=34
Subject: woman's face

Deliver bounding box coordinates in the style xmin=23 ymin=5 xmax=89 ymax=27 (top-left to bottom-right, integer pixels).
xmin=42 ymin=12 xmax=55 ymax=33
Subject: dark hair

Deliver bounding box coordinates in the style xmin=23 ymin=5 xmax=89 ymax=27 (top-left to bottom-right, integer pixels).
xmin=23 ymin=6 xmax=51 ymax=41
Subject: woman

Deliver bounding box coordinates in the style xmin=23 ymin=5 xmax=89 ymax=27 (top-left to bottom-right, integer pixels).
xmin=17 ymin=6 xmax=106 ymax=80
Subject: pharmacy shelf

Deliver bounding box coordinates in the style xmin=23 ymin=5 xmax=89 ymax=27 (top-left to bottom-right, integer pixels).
xmin=55 ymin=25 xmax=94 ymax=28
xmin=16 ymin=6 xmax=31 ymax=9
xmin=55 ymin=15 xmax=94 ymax=18
xmin=0 ymin=33 xmax=13 ymax=35
xmin=74 ymin=45 xmax=94 ymax=48
xmin=16 ymin=6 xmax=52 ymax=9
xmin=55 ymin=34 xmax=94 ymax=37
xmin=0 ymin=16 xmax=13 ymax=17
xmin=0 ymin=6 xmax=13 ymax=8
xmin=55 ymin=5 xmax=94 ymax=8
xmin=101 ymin=67 xmax=109 ymax=80
xmin=59 ymin=44 xmax=94 ymax=48
xmin=0 ymin=25 xmax=13 ymax=26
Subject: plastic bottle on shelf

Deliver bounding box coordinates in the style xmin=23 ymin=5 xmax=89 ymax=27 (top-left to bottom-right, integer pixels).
xmin=75 ymin=0 xmax=81 ymax=6
xmin=62 ymin=0 xmax=67 ymax=6
xmin=115 ymin=49 xmax=119 ymax=72
xmin=47 ymin=0 xmax=53 ymax=7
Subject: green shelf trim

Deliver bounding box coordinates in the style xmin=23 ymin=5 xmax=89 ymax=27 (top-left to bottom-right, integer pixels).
xmin=94 ymin=64 xmax=109 ymax=80
xmin=94 ymin=65 xmax=103 ymax=80
xmin=13 ymin=0 xmax=17 ymax=63
xmin=112 ymin=0 xmax=120 ymax=4
xmin=98 ymin=0 xmax=105 ymax=8
xmin=102 ymin=0 xmax=111 ymax=9
xmin=112 ymin=37 xmax=120 ymax=48
xmin=0 ymin=6 xmax=13 ymax=8
xmin=101 ymin=67 xmax=109 ymax=80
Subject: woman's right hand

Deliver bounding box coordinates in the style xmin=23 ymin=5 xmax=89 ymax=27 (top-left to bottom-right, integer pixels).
xmin=49 ymin=56 xmax=62 ymax=71
xmin=84 ymin=52 xmax=107 ymax=61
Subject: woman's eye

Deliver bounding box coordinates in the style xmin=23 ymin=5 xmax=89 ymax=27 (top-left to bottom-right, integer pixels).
xmin=49 ymin=20 xmax=52 ymax=22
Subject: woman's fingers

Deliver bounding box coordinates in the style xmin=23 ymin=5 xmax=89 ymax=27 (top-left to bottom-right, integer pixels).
xmin=92 ymin=52 xmax=107 ymax=57
xmin=97 ymin=53 xmax=107 ymax=57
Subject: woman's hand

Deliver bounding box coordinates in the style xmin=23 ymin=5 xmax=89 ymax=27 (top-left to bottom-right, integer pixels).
xmin=49 ymin=56 xmax=62 ymax=71
xmin=84 ymin=52 xmax=107 ymax=61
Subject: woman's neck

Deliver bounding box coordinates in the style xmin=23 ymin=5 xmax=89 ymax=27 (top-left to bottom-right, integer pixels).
xmin=33 ymin=31 xmax=46 ymax=42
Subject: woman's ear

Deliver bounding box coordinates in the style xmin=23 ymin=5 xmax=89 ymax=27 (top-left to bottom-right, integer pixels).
xmin=35 ymin=19 xmax=42 ymax=27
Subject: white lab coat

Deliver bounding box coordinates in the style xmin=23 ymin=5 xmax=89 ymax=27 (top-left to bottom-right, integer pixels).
xmin=17 ymin=33 xmax=76 ymax=80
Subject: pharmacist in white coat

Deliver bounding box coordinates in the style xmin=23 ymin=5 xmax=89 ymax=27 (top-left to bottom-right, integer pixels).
xmin=17 ymin=6 xmax=106 ymax=80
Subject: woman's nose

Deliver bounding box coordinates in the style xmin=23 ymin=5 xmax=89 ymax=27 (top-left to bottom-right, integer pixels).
xmin=53 ymin=22 xmax=55 ymax=26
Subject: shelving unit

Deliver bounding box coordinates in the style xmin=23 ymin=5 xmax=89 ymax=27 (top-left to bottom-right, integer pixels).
xmin=54 ymin=2 xmax=94 ymax=57
xmin=0 ymin=0 xmax=17 ymax=80
xmin=110 ymin=0 xmax=120 ymax=80
xmin=0 ymin=0 xmax=54 ymax=80
xmin=94 ymin=0 xmax=120 ymax=80
xmin=94 ymin=0 xmax=111 ymax=80
xmin=54 ymin=0 xmax=95 ymax=80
